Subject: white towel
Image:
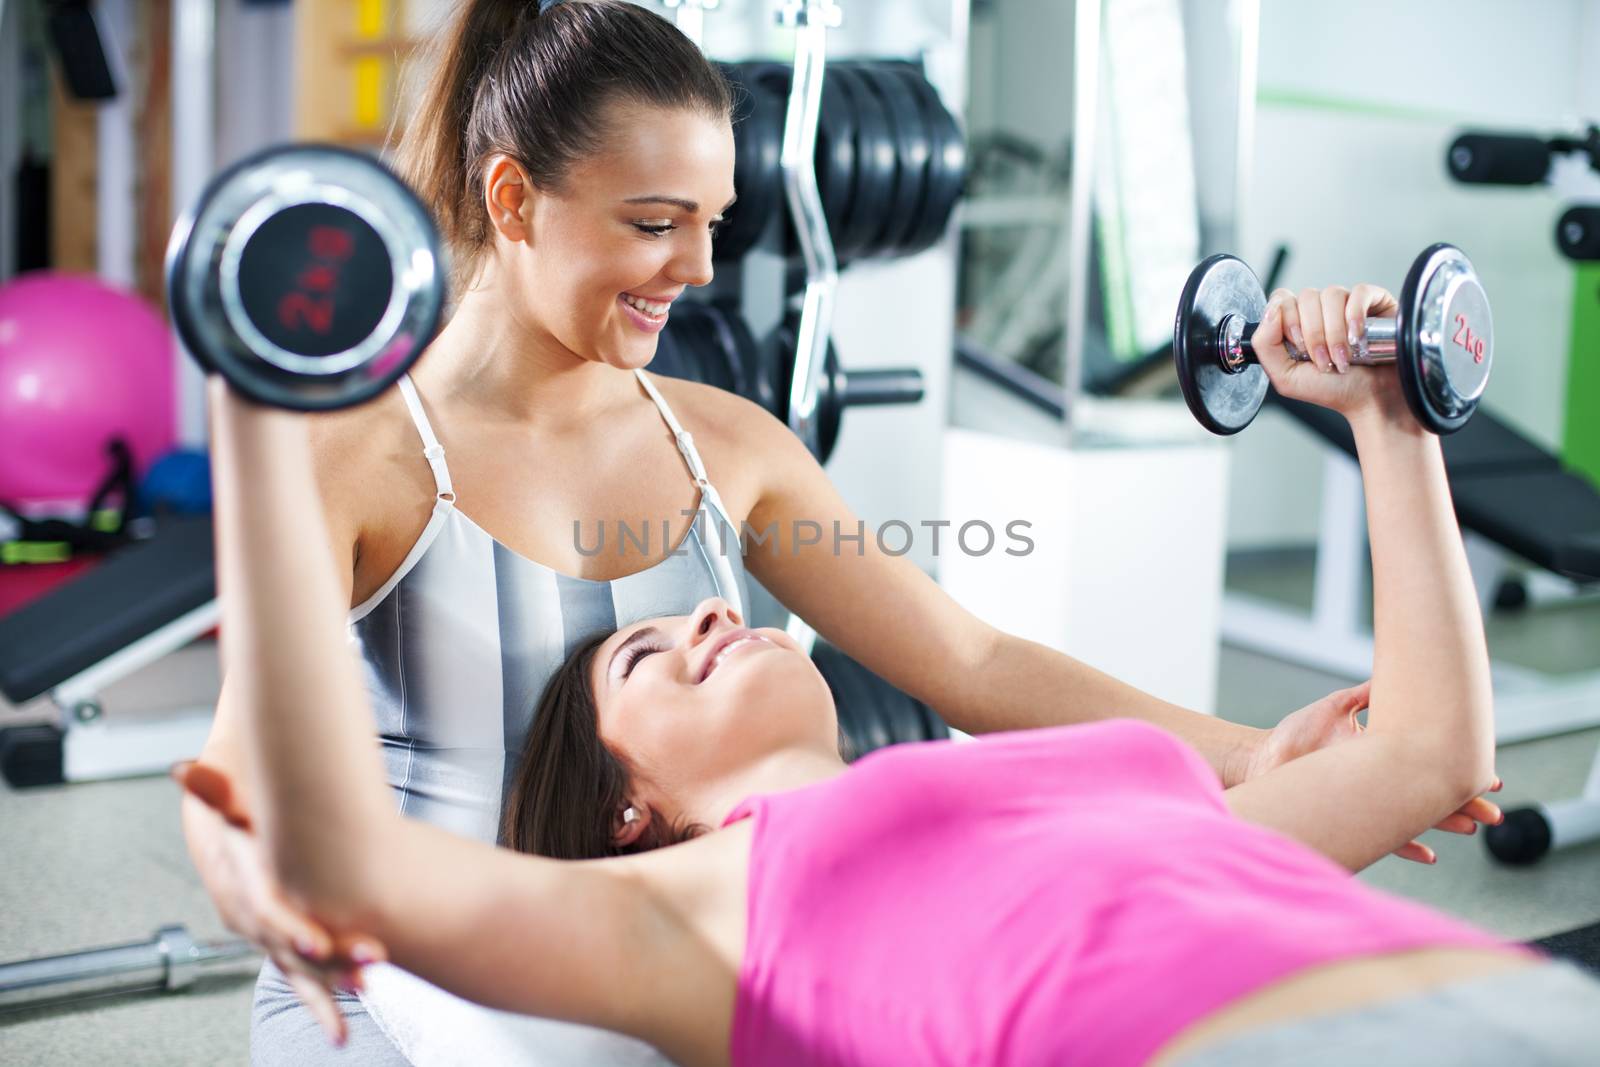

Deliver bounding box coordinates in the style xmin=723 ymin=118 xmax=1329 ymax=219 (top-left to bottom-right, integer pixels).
xmin=359 ymin=963 xmax=680 ymax=1067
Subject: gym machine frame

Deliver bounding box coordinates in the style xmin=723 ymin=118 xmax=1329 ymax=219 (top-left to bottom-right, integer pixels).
xmin=769 ymin=0 xmax=842 ymax=656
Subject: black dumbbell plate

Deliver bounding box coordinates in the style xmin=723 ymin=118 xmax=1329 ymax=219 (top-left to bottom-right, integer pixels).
xmin=1172 ymin=254 xmax=1268 ymax=435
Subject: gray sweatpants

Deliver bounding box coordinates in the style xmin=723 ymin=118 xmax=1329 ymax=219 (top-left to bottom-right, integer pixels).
xmin=251 ymin=959 xmax=409 ymax=1066
xmin=1173 ymin=959 xmax=1600 ymax=1066
xmin=250 ymin=953 xmax=1600 ymax=1065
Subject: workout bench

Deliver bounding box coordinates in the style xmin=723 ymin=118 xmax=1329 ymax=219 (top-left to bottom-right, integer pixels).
xmin=0 ymin=516 xmax=219 ymax=787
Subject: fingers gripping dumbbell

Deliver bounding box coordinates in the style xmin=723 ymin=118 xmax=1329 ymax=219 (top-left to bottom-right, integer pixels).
xmin=1172 ymin=243 xmax=1493 ymax=435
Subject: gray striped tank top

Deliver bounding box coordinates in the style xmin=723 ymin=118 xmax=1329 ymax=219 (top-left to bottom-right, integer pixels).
xmin=348 ymin=370 xmax=751 ymax=844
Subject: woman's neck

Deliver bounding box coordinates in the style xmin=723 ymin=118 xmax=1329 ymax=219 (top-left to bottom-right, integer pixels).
xmin=696 ymin=746 xmax=850 ymax=831
xmin=416 ymin=279 xmax=633 ymax=426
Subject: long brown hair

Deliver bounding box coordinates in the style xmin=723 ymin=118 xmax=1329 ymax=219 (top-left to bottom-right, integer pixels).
xmin=502 ymin=632 xmax=709 ymax=859
xmin=395 ymin=0 xmax=733 ymax=290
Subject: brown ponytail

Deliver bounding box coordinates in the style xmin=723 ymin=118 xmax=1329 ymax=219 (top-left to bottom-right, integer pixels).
xmin=395 ymin=0 xmax=732 ymax=292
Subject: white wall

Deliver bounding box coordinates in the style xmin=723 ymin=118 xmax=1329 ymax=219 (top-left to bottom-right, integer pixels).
xmin=1228 ymin=0 xmax=1592 ymax=549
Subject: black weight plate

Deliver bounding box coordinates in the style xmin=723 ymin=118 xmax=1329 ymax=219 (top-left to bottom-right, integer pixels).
xmin=888 ymin=677 xmax=944 ymax=743
xmin=732 ymin=313 xmax=774 ymax=415
xmin=651 ymin=314 xmax=694 ymax=383
xmin=715 ymin=64 xmax=782 ymax=261
xmin=751 ymin=63 xmax=854 ymax=252
xmin=687 ymin=303 xmax=738 ymax=392
xmin=817 ymin=73 xmax=857 ymax=243
xmin=759 ymin=316 xmax=789 ymax=428
xmin=916 ymin=104 xmax=967 ymax=253
xmin=837 ymin=651 xmax=883 ymax=755
xmin=722 ymin=304 xmax=771 ymax=413
xmin=766 ymin=312 xmax=844 ymax=463
xmin=832 ymin=65 xmax=897 ymax=261
xmin=817 ymin=336 xmax=843 ymax=465
xmin=860 ymin=64 xmax=927 ymax=257
xmin=1172 ymin=254 xmax=1268 ymax=435
xmin=893 ymin=65 xmax=966 ymax=256
xmin=653 ymin=306 xmax=707 ymax=385
xmin=695 ymin=303 xmax=734 ymax=395
xmin=653 ymin=303 xmax=721 ymax=389
xmin=701 ymin=303 xmax=751 ymax=398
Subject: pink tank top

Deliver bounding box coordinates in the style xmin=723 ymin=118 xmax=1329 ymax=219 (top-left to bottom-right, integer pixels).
xmin=721 ymin=719 xmax=1531 ymax=1066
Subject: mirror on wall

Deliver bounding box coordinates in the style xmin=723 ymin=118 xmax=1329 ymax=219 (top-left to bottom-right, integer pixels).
xmin=957 ymin=0 xmax=1256 ymax=434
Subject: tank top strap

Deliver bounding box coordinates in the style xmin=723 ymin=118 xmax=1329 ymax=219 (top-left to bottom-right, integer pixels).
xmin=396 ymin=374 xmax=456 ymax=502
xmin=633 ymin=369 xmax=710 ymax=488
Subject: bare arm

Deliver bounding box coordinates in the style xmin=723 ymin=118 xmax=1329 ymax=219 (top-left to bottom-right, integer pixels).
xmin=737 ymin=401 xmax=1261 ymax=781
xmin=1222 ymin=308 xmax=1496 ymax=872
xmin=182 ymin=407 xmax=365 ymax=853
xmin=206 ymin=385 xmax=679 ymax=1041
xmin=179 ymin=407 xmax=384 ymax=1039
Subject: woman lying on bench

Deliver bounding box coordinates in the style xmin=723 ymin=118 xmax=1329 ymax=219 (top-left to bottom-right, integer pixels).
xmin=179 ymin=284 xmax=1600 ymax=1066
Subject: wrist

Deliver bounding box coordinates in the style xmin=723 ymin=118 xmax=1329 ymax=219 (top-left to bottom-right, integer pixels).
xmin=1221 ymin=724 xmax=1270 ymax=787
xmin=210 ymin=377 xmax=296 ymax=431
xmin=1344 ymin=404 xmax=1431 ymax=444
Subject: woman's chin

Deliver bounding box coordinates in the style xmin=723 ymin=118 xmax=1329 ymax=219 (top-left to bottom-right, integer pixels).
xmin=717 ymin=650 xmax=835 ymax=727
xmin=598 ymin=334 xmax=660 ymax=372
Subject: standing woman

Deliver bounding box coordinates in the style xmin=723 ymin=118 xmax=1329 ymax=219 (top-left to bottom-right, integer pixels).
xmin=180 ymin=1 xmax=1500 ymax=1062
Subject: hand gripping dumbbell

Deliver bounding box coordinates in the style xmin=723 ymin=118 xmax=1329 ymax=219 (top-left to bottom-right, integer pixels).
xmin=1172 ymin=243 xmax=1493 ymax=435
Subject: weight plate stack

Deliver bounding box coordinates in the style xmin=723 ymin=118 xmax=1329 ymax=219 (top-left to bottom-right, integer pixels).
xmin=832 ymin=64 xmax=898 ymax=261
xmin=891 ymin=63 xmax=966 ymax=256
xmin=750 ymin=63 xmax=857 ymax=245
xmin=701 ymin=302 xmax=753 ymax=400
xmin=654 ymin=302 xmax=742 ymax=394
xmin=860 ymin=63 xmax=929 ymax=257
xmin=729 ymin=60 xmax=966 ymax=266
xmin=714 ymin=63 xmax=783 ymax=261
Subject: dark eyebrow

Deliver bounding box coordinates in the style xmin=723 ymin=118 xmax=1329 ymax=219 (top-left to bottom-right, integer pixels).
xmin=607 ymin=625 xmax=662 ymax=684
xmin=623 ymin=194 xmax=738 ymax=215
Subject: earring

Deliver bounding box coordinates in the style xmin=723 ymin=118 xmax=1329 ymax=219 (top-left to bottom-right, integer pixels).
xmin=623 ymin=806 xmax=639 ymax=825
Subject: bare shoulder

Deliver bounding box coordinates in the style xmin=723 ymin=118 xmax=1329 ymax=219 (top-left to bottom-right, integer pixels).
xmin=640 ymin=372 xmax=806 ymax=513
xmin=302 ymin=392 xmax=433 ymax=564
xmin=641 ymin=370 xmax=782 ymax=444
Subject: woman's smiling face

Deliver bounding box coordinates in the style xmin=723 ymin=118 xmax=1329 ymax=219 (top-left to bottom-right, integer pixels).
xmin=589 ymin=598 xmax=839 ymax=808
xmin=491 ymin=101 xmax=736 ymax=369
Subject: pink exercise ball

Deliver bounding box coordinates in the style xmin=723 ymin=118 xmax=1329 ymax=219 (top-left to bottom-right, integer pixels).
xmin=0 ymin=272 xmax=176 ymax=511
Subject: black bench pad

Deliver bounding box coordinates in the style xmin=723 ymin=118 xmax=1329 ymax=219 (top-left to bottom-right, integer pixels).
xmin=1271 ymin=395 xmax=1599 ymax=584
xmin=0 ymin=517 xmax=216 ymax=704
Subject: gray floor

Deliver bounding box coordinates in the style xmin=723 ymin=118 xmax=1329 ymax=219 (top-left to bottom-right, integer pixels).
xmin=2 ymin=556 xmax=1598 ymax=1066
